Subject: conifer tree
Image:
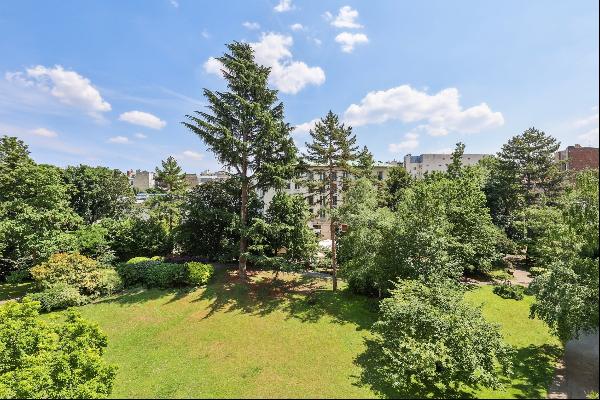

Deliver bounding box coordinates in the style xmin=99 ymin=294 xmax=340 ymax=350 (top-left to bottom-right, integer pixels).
xmin=154 ymin=156 xmax=186 ymax=193
xmin=304 ymin=111 xmax=358 ymax=291
xmin=183 ymin=42 xmax=298 ymax=278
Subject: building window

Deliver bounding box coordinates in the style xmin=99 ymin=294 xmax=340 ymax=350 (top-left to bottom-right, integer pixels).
xmin=308 ymin=195 xmax=314 ymax=205
xmin=377 ymin=171 xmax=384 ymax=180
xmin=313 ymin=224 xmax=321 ymax=230
xmin=295 ymin=182 xmax=301 ymax=189
xmin=286 ymin=181 xmax=291 ymax=189
xmin=333 ymin=196 xmax=338 ymax=206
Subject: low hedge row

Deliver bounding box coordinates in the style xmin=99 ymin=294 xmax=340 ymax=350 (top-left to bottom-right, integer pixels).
xmin=493 ymin=281 xmax=525 ymax=300
xmin=116 ymin=257 xmax=214 ymax=288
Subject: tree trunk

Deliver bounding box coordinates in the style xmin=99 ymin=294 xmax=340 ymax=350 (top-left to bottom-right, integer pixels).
xmin=238 ymin=178 xmax=249 ymax=279
xmin=329 ymin=165 xmax=337 ymax=292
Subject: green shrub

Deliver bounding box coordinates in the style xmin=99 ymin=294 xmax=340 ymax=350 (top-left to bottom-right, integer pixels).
xmin=117 ymin=258 xmax=186 ymax=288
xmin=185 ymin=262 xmax=214 ymax=286
xmin=81 ymin=268 xmax=123 ymax=297
xmin=529 ymin=266 xmax=547 ymax=277
xmin=493 ymin=281 xmax=525 ymax=300
xmin=143 ymin=262 xmax=186 ymax=288
xmin=30 ymin=253 xmax=100 ymax=290
xmin=5 ymin=269 xmax=29 ymax=284
xmin=0 ymin=298 xmax=116 ymax=398
xmin=27 ymin=282 xmax=88 ymax=311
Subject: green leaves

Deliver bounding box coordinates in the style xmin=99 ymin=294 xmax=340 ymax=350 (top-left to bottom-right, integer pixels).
xmin=373 ymin=279 xmax=513 ymax=394
xmin=0 ymin=299 xmax=116 ymax=398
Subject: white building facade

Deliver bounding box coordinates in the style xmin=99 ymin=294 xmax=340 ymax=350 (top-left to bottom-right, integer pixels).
xmin=403 ymin=153 xmax=488 ymax=178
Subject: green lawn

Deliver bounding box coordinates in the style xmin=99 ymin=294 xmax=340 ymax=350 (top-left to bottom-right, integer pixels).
xmin=6 ymin=270 xmax=561 ymax=398
xmin=0 ymin=281 xmax=34 ymax=302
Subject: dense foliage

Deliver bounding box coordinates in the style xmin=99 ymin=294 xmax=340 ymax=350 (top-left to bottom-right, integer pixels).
xmin=493 ymin=281 xmax=525 ymax=300
xmin=0 ymin=299 xmax=116 ymax=398
xmin=115 ymin=257 xmax=214 ymax=288
xmin=372 ymin=279 xmax=512 ymax=395
xmin=62 ymin=165 xmax=133 ymax=224
xmin=176 ymin=179 xmax=261 ymax=261
xmin=0 ymin=136 xmax=81 ymax=275
xmin=529 ymin=170 xmax=599 ymax=342
xmin=248 ymin=191 xmax=318 ymax=271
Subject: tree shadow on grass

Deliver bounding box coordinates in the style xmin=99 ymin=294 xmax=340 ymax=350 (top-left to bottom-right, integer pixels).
xmin=506 ymin=344 xmax=563 ymax=399
xmin=193 ymin=267 xmax=378 ymax=330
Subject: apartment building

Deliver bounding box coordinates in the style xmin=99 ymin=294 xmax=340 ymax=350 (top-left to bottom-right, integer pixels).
xmin=131 ymin=170 xmax=155 ymax=191
xmin=555 ymin=144 xmax=599 ymax=171
xmin=261 ymin=162 xmax=396 ymax=238
xmin=403 ymin=153 xmax=488 ymax=178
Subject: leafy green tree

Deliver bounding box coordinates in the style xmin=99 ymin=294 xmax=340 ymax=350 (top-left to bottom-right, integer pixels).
xmin=338 ymin=178 xmax=394 ymax=296
xmin=372 ymin=279 xmax=512 ymax=396
xmin=381 ymin=164 xmax=412 ymax=211
xmin=378 ymin=178 xmax=461 ymax=289
xmin=447 ymin=141 xmax=465 ymax=178
xmin=304 ymin=111 xmax=359 ymax=291
xmin=0 ymin=299 xmax=116 ymax=398
xmin=99 ymin=215 xmax=171 ymax=261
xmin=63 ymin=165 xmax=133 ymax=224
xmin=529 ymin=170 xmax=599 ymax=342
xmin=248 ymin=192 xmax=318 ymax=272
xmin=175 ymin=179 xmax=262 ymax=261
xmin=184 ymin=42 xmax=298 ymax=278
xmin=0 ymin=136 xmax=81 ymax=273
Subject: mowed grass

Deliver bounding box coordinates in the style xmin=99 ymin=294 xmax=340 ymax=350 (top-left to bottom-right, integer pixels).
xmin=70 ymin=269 xmax=380 ymax=399
xmin=465 ymin=285 xmax=562 ymax=399
xmin=16 ymin=270 xmax=560 ymax=399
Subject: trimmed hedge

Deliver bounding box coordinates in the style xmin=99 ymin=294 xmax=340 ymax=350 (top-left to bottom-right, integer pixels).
xmin=117 ymin=257 xmax=214 ymax=288
xmin=185 ymin=262 xmax=214 ymax=286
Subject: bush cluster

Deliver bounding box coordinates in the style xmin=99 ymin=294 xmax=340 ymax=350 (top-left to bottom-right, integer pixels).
xmin=27 ymin=253 xmax=123 ymax=311
xmin=116 ymin=257 xmax=214 ymax=288
xmin=493 ymin=281 xmax=525 ymax=300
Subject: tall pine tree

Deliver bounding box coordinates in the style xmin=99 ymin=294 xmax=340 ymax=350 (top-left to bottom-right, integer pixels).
xmin=304 ymin=111 xmax=358 ymax=291
xmin=183 ymin=42 xmax=298 ymax=278
xmin=154 ymin=156 xmax=186 ymax=193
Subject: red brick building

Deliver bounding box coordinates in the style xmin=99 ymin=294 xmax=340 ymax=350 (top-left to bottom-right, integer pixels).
xmin=556 ymin=144 xmax=599 ymax=171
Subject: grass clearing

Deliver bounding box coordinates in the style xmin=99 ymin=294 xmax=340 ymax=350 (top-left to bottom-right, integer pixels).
xmin=6 ymin=269 xmax=561 ymax=398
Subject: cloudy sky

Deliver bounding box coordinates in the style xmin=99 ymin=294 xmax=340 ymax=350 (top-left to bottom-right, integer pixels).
xmin=0 ymin=0 xmax=598 ymax=172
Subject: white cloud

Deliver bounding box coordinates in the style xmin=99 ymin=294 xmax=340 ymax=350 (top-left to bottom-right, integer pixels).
xmin=578 ymin=128 xmax=599 ymax=146
xmin=574 ymin=107 xmax=599 ymax=146
xmin=327 ymin=6 xmax=363 ymax=29
xmin=201 ymin=29 xmax=210 ymax=39
xmin=169 ymin=0 xmax=179 ymax=8
xmin=31 ymin=127 xmax=58 ymax=138
xmin=335 ymin=32 xmax=369 ymax=53
xmin=250 ymin=33 xmax=325 ymax=94
xmin=182 ymin=150 xmax=204 ymax=160
xmin=203 ymin=57 xmax=223 ymax=75
xmin=312 ymin=38 xmax=322 ymax=46
xmin=294 ymin=118 xmax=320 ymax=134
xmin=290 ymin=23 xmax=304 ymax=31
xmin=242 ymin=21 xmax=261 ymax=30
xmin=274 ymin=0 xmax=294 ymax=12
xmin=108 ymin=136 xmax=130 ymax=144
xmin=119 ymin=111 xmax=166 ymax=130
xmin=204 ymin=33 xmax=325 ymax=94
xmin=574 ymin=110 xmax=599 ymax=128
xmin=344 ymin=85 xmax=504 ymax=136
xmin=388 ymin=132 xmax=419 ymax=153
xmin=134 ymin=132 xmax=148 ymax=139
xmin=5 ymin=65 xmax=111 ymax=118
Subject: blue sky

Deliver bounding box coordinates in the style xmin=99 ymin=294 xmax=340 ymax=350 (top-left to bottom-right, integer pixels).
xmin=0 ymin=0 xmax=598 ymax=172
